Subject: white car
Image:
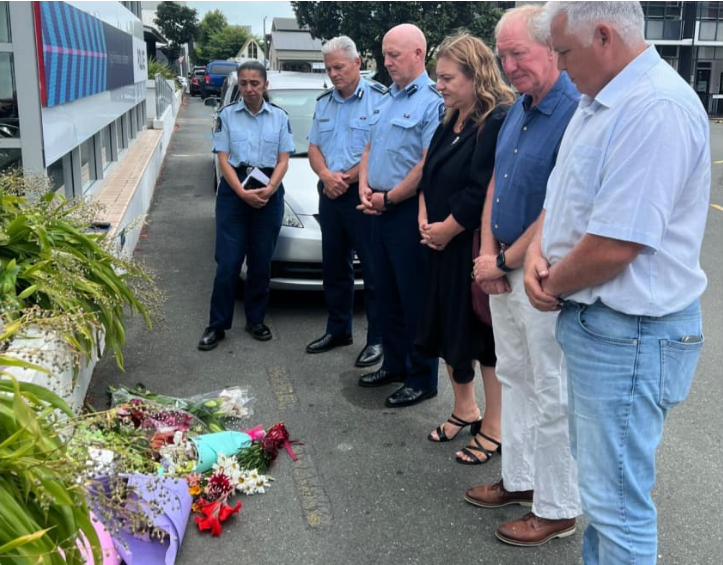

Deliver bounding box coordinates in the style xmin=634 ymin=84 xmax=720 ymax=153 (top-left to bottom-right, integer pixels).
xmin=206 ymin=71 xmax=363 ymax=290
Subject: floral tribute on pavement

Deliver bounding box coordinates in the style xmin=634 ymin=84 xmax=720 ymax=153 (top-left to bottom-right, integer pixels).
xmin=72 ymin=385 xmax=298 ymax=564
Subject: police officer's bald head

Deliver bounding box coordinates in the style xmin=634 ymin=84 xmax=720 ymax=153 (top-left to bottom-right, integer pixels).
xmin=383 ymin=24 xmax=427 ymax=89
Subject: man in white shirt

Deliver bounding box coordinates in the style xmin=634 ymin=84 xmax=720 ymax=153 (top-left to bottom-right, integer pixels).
xmin=525 ymin=3 xmax=710 ymax=564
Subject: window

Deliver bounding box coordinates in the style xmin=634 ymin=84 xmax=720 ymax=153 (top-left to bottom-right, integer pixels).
xmin=120 ymin=114 xmax=129 ymax=148
xmin=0 ymin=1 xmax=10 ymax=43
xmin=47 ymin=157 xmax=66 ymax=193
xmin=643 ymin=1 xmax=683 ymax=40
xmin=129 ymin=107 xmax=137 ymax=139
xmin=100 ymin=126 xmax=112 ymax=169
xmin=80 ymin=138 xmax=95 ymax=189
xmin=0 ymin=52 xmax=18 ymax=138
xmin=136 ymin=102 xmax=144 ymax=133
xmin=248 ymin=42 xmax=258 ymax=59
xmin=0 ymin=147 xmax=20 ymax=173
xmin=658 ymin=45 xmax=679 ymax=71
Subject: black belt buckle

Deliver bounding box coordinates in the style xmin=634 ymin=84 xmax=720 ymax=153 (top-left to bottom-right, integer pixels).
xmin=246 ymin=166 xmax=253 ymax=179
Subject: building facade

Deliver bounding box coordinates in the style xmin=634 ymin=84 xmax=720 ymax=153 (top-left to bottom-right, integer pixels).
xmin=641 ymin=1 xmax=722 ymax=116
xmin=0 ymin=1 xmax=149 ymax=196
xmin=267 ymin=17 xmax=323 ymax=73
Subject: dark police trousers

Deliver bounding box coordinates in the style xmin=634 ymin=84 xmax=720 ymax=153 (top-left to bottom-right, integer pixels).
xmin=209 ymin=175 xmax=283 ymax=330
xmin=373 ymin=195 xmax=438 ymax=389
xmin=318 ymin=181 xmax=380 ymax=344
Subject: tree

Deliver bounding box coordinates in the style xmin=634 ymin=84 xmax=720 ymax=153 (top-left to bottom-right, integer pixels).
xmin=197 ymin=9 xmax=228 ymax=45
xmin=291 ymin=1 xmax=504 ymax=85
xmin=154 ymin=1 xmax=198 ymax=65
xmin=204 ymin=26 xmax=251 ymax=63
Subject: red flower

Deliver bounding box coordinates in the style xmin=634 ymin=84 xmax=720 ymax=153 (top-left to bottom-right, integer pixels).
xmin=194 ymin=498 xmax=241 ymax=536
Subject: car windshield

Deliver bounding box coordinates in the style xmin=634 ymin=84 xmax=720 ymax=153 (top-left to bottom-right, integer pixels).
xmin=267 ymin=89 xmax=319 ymax=157
xmin=210 ymin=64 xmax=238 ymax=76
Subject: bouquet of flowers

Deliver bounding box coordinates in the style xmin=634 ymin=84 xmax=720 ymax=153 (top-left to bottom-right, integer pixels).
xmin=111 ymin=385 xmax=255 ymax=432
xmin=187 ymin=454 xmax=273 ymax=536
xmin=235 ymin=422 xmax=298 ymax=473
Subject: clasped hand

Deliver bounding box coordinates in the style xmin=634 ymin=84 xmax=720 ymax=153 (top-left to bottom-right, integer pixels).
xmin=241 ymin=185 xmax=274 ymax=209
xmin=322 ymin=172 xmax=351 ymax=199
xmin=523 ymin=255 xmax=562 ymax=312
xmin=357 ymin=185 xmax=384 ymax=215
xmin=419 ymin=221 xmax=452 ymax=251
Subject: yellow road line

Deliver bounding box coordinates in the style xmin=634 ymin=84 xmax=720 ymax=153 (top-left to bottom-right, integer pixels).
xmin=714 ymin=160 xmax=723 ymax=165
xmin=712 ymin=204 xmax=723 ymax=212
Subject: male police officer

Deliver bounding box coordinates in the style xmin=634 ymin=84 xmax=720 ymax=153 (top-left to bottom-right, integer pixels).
xmin=305 ymin=36 xmax=387 ymax=367
xmin=357 ymin=24 xmax=443 ymax=407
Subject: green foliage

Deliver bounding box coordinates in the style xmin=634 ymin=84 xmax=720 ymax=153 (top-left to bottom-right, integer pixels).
xmin=292 ymin=1 xmax=504 ymax=85
xmin=203 ymin=25 xmax=250 ymax=63
xmin=197 ymin=9 xmax=228 ymax=45
xmin=0 ymin=170 xmax=159 ymax=374
xmin=147 ymin=57 xmax=176 ymax=81
xmin=0 ymin=377 xmax=101 ymax=564
xmin=154 ymin=1 xmax=198 ymax=62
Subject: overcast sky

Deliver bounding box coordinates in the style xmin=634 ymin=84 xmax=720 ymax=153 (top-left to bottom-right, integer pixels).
xmin=187 ymin=1 xmax=295 ymax=37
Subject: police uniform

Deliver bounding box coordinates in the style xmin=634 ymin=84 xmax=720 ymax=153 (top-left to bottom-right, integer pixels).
xmin=366 ymin=71 xmax=444 ymax=392
xmin=308 ymin=78 xmax=387 ymax=346
xmin=208 ymin=99 xmax=295 ymax=332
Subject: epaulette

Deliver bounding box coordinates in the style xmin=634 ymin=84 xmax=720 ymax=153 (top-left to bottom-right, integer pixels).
xmin=428 ymin=83 xmax=443 ymax=97
xmin=368 ymin=81 xmax=388 ymax=95
xmin=269 ymin=102 xmax=288 ymax=114
xmin=316 ymin=88 xmax=333 ymax=101
xmin=219 ymin=100 xmax=240 ymax=113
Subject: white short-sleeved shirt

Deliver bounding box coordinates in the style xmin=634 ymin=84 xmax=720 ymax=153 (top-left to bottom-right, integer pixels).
xmin=542 ymin=46 xmax=710 ymax=316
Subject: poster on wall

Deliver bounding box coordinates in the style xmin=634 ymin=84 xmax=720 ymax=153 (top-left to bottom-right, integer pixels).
xmin=35 ymin=1 xmax=138 ymax=107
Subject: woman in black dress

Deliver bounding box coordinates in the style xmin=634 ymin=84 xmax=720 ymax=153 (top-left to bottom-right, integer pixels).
xmin=416 ymin=33 xmax=514 ymax=464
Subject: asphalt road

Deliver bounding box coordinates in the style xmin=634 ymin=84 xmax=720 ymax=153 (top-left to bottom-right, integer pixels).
xmin=88 ymin=96 xmax=723 ymax=565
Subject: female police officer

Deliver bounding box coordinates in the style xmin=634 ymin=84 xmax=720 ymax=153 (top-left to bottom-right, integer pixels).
xmin=199 ymin=61 xmax=294 ymax=350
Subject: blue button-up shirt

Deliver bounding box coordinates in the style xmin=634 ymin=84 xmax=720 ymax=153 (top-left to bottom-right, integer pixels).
xmin=213 ymin=100 xmax=295 ymax=168
xmin=542 ymin=47 xmax=710 ymax=316
xmin=491 ymin=72 xmax=579 ymax=244
xmin=308 ymin=79 xmax=386 ymax=173
xmin=367 ymin=71 xmax=443 ymax=191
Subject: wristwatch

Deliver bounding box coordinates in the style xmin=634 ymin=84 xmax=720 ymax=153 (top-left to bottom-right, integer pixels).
xmin=383 ymin=191 xmax=395 ymax=211
xmin=496 ymin=249 xmax=513 ymax=273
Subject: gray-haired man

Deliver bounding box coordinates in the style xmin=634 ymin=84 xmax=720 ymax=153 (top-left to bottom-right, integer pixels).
xmin=305 ymin=36 xmax=387 ymax=367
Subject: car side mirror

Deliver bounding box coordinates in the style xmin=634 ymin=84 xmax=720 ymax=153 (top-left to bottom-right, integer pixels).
xmin=204 ymin=97 xmax=220 ymax=107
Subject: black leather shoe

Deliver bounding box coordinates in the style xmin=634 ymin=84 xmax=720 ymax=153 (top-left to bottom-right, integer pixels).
xmin=385 ymin=386 xmax=438 ymax=408
xmin=358 ymin=369 xmax=405 ymax=388
xmin=355 ymin=344 xmax=383 ymax=367
xmin=245 ymin=322 xmax=272 ymax=341
xmin=306 ymin=333 xmax=353 ymax=354
xmin=198 ymin=327 xmax=225 ymax=351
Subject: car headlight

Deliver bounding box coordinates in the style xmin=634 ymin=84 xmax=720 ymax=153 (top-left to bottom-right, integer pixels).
xmin=282 ymin=201 xmax=304 ymax=228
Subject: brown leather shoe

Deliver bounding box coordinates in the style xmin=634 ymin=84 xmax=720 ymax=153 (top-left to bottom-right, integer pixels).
xmin=464 ymin=479 xmax=533 ymax=508
xmin=496 ymin=512 xmax=576 ymax=547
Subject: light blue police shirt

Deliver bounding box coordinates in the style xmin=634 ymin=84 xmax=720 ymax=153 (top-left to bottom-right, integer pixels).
xmin=366 ymin=71 xmax=444 ymax=191
xmin=308 ymin=79 xmax=387 ymax=173
xmin=542 ymin=47 xmax=710 ymax=316
xmin=213 ymin=99 xmax=295 ymax=168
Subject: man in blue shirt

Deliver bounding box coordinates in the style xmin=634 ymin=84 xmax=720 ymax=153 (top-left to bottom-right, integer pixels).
xmin=357 ymin=23 xmax=443 ymax=407
xmin=469 ymin=5 xmax=581 ymax=547
xmin=305 ymin=36 xmax=387 ymax=368
xmin=526 ymin=3 xmax=710 ymax=563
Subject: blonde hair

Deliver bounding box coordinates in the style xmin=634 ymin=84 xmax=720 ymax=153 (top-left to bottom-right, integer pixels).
xmin=436 ymin=33 xmax=515 ymax=126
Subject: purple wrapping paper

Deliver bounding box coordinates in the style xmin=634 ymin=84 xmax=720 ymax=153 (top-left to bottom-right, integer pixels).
xmin=112 ymin=474 xmax=193 ymax=565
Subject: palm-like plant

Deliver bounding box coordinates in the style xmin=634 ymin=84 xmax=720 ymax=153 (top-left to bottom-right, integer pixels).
xmin=0 ymin=170 xmax=158 ymax=372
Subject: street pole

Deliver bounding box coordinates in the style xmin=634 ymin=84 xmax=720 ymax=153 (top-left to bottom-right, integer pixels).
xmin=263 ymin=16 xmax=267 ymax=70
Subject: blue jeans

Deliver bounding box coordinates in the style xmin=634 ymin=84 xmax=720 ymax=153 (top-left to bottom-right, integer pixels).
xmin=557 ymin=300 xmax=703 ymax=565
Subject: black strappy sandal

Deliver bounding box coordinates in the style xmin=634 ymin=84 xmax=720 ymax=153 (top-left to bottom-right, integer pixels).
xmin=428 ymin=414 xmax=482 ymax=443
xmin=455 ymin=432 xmax=502 ymax=465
